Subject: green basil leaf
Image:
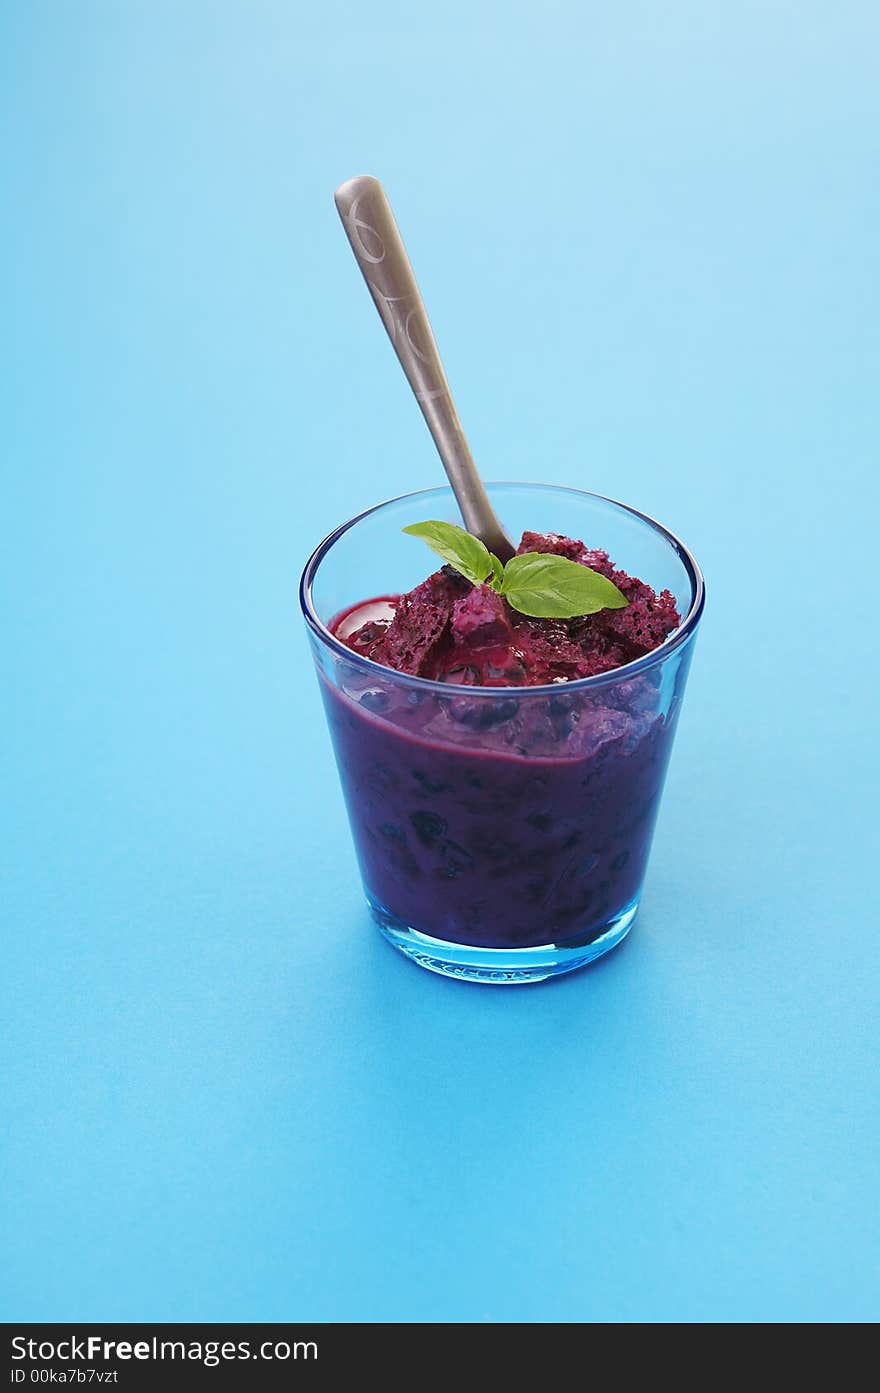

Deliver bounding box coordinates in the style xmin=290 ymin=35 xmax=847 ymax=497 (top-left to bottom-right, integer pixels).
xmin=402 ymin=521 xmax=493 ymax=587
xmin=487 ymin=552 xmax=504 ymax=590
xmin=500 ymin=552 xmax=628 ymax=618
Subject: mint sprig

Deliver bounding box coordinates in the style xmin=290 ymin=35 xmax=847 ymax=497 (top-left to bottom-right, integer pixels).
xmin=402 ymin=520 xmax=628 ymax=619
xmin=400 ymin=520 xmax=495 ymax=587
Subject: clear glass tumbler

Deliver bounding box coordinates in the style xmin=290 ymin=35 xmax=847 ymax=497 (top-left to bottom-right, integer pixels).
xmin=300 ymin=483 xmax=704 ymax=984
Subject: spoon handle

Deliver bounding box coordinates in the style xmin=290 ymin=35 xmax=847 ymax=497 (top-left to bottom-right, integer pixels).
xmin=334 ymin=175 xmax=514 ymax=562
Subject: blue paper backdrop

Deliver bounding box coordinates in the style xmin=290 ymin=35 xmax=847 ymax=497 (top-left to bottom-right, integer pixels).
xmin=2 ymin=1 xmax=877 ymax=1322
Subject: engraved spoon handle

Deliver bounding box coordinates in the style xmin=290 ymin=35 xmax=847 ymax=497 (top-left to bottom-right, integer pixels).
xmin=334 ymin=175 xmax=515 ymax=562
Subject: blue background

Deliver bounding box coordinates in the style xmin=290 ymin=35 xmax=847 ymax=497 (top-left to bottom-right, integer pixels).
xmin=2 ymin=1 xmax=877 ymax=1323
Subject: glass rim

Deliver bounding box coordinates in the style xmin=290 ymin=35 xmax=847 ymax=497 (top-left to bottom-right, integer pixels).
xmin=299 ymin=481 xmax=706 ymax=697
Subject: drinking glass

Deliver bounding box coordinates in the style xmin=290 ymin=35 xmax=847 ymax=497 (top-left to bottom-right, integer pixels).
xmin=301 ymin=483 xmax=704 ymax=983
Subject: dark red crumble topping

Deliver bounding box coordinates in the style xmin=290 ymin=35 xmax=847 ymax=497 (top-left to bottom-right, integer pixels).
xmin=338 ymin=533 xmax=680 ymax=686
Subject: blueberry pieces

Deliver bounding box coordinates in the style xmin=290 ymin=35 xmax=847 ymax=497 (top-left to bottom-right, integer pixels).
xmin=409 ymin=810 xmax=449 ymax=847
xmin=525 ymin=810 xmax=555 ymax=832
xmin=412 ymin=769 xmax=454 ymax=794
xmin=380 ymin=822 xmax=406 ymax=844
xmin=359 ymin=688 xmax=390 ymax=713
xmin=445 ymin=697 xmax=519 ymax=730
xmin=436 ymin=840 xmax=475 ymax=879
xmin=406 ymin=806 xmax=474 ymax=878
xmin=377 ymin=822 xmax=419 ymax=877
xmin=491 ymin=698 xmax=521 ymax=724
xmin=445 ymin=840 xmax=473 ymax=867
xmin=523 ymin=878 xmax=550 ymax=905
xmin=367 ymin=761 xmax=398 ymax=796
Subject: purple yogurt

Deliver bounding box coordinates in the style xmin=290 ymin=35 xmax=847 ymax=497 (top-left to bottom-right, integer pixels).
xmin=317 ymin=649 xmax=692 ymax=950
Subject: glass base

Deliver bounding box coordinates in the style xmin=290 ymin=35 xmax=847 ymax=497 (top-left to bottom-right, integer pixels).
xmin=367 ymin=894 xmax=638 ymax=984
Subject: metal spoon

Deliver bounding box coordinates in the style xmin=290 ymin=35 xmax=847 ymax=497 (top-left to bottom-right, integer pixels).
xmin=334 ymin=175 xmax=515 ymax=562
